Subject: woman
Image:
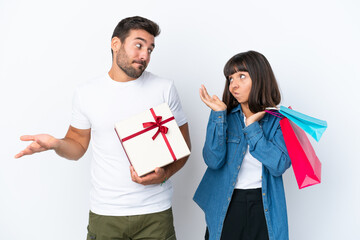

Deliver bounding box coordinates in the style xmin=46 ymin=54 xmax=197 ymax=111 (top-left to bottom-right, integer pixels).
xmin=193 ymin=51 xmax=291 ymax=240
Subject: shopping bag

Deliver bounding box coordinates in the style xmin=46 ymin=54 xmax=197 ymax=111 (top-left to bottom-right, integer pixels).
xmin=279 ymin=106 xmax=327 ymax=142
xmin=280 ymin=117 xmax=322 ymax=189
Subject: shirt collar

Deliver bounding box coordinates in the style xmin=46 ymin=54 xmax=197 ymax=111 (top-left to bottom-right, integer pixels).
xmin=230 ymin=104 xmax=242 ymax=114
xmin=230 ymin=104 xmax=269 ymax=123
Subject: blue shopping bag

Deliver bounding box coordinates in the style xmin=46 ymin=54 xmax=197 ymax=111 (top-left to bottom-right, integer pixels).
xmin=278 ymin=106 xmax=327 ymax=142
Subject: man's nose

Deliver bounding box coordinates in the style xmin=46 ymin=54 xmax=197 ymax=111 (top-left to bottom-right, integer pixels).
xmin=139 ymin=50 xmax=150 ymax=61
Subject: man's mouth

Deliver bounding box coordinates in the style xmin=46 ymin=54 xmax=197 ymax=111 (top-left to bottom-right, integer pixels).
xmin=133 ymin=60 xmax=146 ymax=68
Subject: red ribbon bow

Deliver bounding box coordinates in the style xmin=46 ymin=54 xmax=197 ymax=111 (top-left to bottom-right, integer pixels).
xmin=143 ymin=116 xmax=169 ymax=140
xmin=119 ymin=107 xmax=176 ymax=161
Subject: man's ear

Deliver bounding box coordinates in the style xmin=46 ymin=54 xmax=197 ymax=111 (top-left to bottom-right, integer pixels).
xmin=111 ymin=37 xmax=121 ymax=53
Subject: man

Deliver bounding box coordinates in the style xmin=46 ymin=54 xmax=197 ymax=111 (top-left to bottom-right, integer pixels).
xmin=15 ymin=16 xmax=191 ymax=240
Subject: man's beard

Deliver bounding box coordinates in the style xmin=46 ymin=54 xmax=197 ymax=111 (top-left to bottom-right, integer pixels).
xmin=116 ymin=47 xmax=147 ymax=79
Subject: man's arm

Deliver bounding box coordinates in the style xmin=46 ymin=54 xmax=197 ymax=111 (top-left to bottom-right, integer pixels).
xmin=163 ymin=123 xmax=191 ymax=178
xmin=130 ymin=123 xmax=191 ymax=185
xmin=15 ymin=126 xmax=91 ymax=160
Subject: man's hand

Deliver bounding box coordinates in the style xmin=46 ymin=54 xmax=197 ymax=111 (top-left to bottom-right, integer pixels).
xmin=15 ymin=126 xmax=91 ymax=160
xmin=130 ymin=123 xmax=191 ymax=186
xmin=15 ymin=134 xmax=59 ymax=158
xmin=130 ymin=166 xmax=166 ymax=185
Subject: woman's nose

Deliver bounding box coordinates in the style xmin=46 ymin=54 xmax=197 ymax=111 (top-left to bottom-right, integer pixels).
xmin=231 ymin=80 xmax=239 ymax=88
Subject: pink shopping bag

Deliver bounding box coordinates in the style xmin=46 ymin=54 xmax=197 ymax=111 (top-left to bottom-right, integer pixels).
xmin=280 ymin=117 xmax=322 ymax=189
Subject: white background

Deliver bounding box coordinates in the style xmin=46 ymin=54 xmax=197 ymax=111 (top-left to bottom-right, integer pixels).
xmin=1 ymin=0 xmax=359 ymax=239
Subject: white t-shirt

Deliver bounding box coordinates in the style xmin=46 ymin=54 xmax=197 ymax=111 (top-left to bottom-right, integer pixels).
xmin=71 ymin=71 xmax=187 ymax=216
xmin=234 ymin=146 xmax=262 ymax=189
xmin=235 ymin=116 xmax=262 ymax=189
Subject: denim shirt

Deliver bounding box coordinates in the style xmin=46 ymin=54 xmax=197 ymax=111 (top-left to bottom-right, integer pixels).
xmin=193 ymin=105 xmax=291 ymax=240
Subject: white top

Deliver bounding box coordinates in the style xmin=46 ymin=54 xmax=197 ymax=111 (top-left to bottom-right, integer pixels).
xmin=71 ymin=71 xmax=187 ymax=216
xmin=235 ymin=116 xmax=262 ymax=189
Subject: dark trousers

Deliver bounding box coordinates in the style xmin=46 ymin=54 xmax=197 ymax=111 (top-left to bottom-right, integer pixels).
xmin=205 ymin=188 xmax=269 ymax=240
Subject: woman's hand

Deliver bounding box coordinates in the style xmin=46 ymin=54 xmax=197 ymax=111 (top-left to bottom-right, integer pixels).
xmin=199 ymin=85 xmax=227 ymax=111
xmin=245 ymin=111 xmax=266 ymax=126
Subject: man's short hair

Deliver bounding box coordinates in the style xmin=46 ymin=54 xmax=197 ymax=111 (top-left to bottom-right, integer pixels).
xmin=112 ymin=16 xmax=160 ymax=43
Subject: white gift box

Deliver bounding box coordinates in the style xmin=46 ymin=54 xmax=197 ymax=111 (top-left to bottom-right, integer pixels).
xmin=114 ymin=103 xmax=190 ymax=177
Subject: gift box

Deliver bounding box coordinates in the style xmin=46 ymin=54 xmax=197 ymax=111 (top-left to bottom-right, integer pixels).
xmin=114 ymin=103 xmax=190 ymax=177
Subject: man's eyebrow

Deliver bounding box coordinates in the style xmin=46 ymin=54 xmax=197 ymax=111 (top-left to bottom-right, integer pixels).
xmin=135 ymin=37 xmax=155 ymax=48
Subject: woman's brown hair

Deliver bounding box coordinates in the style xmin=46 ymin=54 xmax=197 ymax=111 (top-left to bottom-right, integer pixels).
xmin=222 ymin=50 xmax=281 ymax=113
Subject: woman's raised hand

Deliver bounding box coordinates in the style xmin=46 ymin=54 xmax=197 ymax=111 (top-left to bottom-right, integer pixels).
xmin=199 ymin=85 xmax=227 ymax=111
xmin=245 ymin=111 xmax=266 ymax=126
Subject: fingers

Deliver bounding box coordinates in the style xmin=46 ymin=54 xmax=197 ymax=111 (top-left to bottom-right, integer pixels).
xmin=130 ymin=166 xmax=141 ymax=183
xmin=14 ymin=148 xmax=36 ymax=159
xmin=154 ymin=167 xmax=165 ymax=175
xmin=199 ymin=85 xmax=211 ymax=101
xmin=14 ymin=141 xmax=46 ymax=159
xmin=199 ymin=88 xmax=205 ymax=101
xmin=200 ymin=85 xmax=222 ymax=103
xmin=14 ymin=151 xmax=25 ymax=159
xmin=200 ymin=85 xmax=209 ymax=97
xmin=199 ymin=85 xmax=207 ymax=102
xmin=259 ymin=111 xmax=266 ymax=116
xmin=130 ymin=166 xmax=152 ymax=184
xmin=254 ymin=111 xmax=266 ymax=118
xmin=20 ymin=135 xmax=35 ymax=141
xmin=201 ymin=84 xmax=210 ymax=97
xmin=200 ymin=85 xmax=218 ymax=109
xmin=213 ymin=95 xmax=220 ymax=102
xmin=130 ymin=166 xmax=165 ymax=185
xmin=245 ymin=111 xmax=267 ymax=126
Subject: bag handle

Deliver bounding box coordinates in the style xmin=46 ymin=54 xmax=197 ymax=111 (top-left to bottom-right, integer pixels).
xmin=265 ymin=110 xmax=284 ymax=119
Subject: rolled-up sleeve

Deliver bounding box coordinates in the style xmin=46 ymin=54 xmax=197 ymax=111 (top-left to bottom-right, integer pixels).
xmin=244 ymin=121 xmax=291 ymax=176
xmin=203 ymin=110 xmax=228 ymax=169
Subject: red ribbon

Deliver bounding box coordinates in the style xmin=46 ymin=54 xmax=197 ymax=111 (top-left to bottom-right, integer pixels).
xmin=142 ymin=116 xmax=169 ymax=140
xmin=121 ymin=108 xmax=176 ymax=161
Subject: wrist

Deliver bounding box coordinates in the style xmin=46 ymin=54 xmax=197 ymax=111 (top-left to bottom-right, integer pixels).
xmin=51 ymin=138 xmax=61 ymax=150
xmin=163 ymin=168 xmax=169 ymax=181
xmin=160 ymin=174 xmax=168 ymax=185
xmin=214 ymin=106 xmax=227 ymax=111
xmin=245 ymin=120 xmax=254 ymax=127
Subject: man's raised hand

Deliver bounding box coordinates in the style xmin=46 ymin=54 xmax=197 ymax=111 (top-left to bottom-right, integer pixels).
xmin=15 ymin=134 xmax=58 ymax=158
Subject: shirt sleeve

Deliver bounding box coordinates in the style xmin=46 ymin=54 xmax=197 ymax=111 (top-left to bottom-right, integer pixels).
xmin=243 ymin=119 xmax=291 ymax=176
xmin=202 ymin=110 xmax=228 ymax=169
xmin=70 ymin=87 xmax=91 ymax=129
xmin=166 ymin=81 xmax=187 ymax=126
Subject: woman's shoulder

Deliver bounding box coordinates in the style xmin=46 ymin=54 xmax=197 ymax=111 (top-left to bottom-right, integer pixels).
xmin=261 ymin=112 xmax=282 ymax=138
xmin=263 ymin=112 xmax=281 ymax=125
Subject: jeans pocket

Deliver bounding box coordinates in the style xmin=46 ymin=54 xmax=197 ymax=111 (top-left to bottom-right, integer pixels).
xmin=165 ymin=233 xmax=176 ymax=240
xmin=87 ymin=231 xmax=96 ymax=240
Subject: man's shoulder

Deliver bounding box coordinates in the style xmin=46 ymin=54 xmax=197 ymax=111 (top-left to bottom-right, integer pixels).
xmin=143 ymin=71 xmax=173 ymax=86
xmin=75 ymin=74 xmax=107 ymax=92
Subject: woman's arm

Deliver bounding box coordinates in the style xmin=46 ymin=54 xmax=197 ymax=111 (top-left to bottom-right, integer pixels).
xmin=203 ymin=110 xmax=228 ymax=169
xmin=199 ymin=85 xmax=228 ymax=169
xmin=244 ymin=121 xmax=291 ymax=176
